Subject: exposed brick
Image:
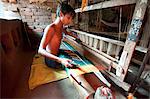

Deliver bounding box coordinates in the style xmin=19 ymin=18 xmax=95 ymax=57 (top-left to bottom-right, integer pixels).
xmin=21 ymin=15 xmax=25 ymax=19
xmin=39 ymin=6 xmax=48 ymax=9
xmin=44 ymin=11 xmax=51 ymax=16
xmin=31 ymin=8 xmax=37 ymax=12
xmin=25 ymin=15 xmax=32 ymax=19
xmin=35 ymin=25 xmax=47 ymax=29
xmin=27 ymin=22 xmax=33 ymax=26
xmin=14 ymin=0 xmax=53 ymax=34
xmin=38 ymin=9 xmax=47 ymax=12
xmin=32 ymin=16 xmax=39 ymax=20
xmin=33 ymin=12 xmax=44 ymax=16
xmin=25 ymin=19 xmax=34 ymax=23
xmin=44 ymin=22 xmax=50 ymax=25
xmin=25 ymin=8 xmax=31 ymax=12
xmin=24 ymin=11 xmax=33 ymax=16
xmin=20 ymin=8 xmax=26 ymax=12
xmin=33 ymin=22 xmax=40 ymax=26
xmin=19 ymin=4 xmax=27 ymax=8
xmin=39 ymin=16 xmax=49 ymax=21
xmin=28 ymin=5 xmax=38 ymax=9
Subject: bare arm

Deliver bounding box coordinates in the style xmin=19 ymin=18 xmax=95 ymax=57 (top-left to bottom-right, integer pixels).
xmin=38 ymin=25 xmax=61 ymax=63
xmin=38 ymin=25 xmax=73 ymax=67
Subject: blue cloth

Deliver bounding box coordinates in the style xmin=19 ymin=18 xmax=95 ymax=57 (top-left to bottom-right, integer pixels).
xmin=45 ymin=49 xmax=65 ymax=69
xmin=45 ymin=57 xmax=60 ymax=68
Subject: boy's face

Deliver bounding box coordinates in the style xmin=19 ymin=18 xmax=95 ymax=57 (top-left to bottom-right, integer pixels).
xmin=61 ymin=13 xmax=73 ymax=25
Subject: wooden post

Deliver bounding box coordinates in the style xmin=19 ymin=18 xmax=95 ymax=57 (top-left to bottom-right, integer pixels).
xmin=89 ymin=37 xmax=93 ymax=47
xmin=82 ymin=34 xmax=86 ymax=43
xmin=70 ymin=75 xmax=95 ymax=99
xmin=99 ymin=40 xmax=104 ymax=52
xmin=139 ymin=4 xmax=150 ymax=48
xmin=85 ymin=35 xmax=89 ymax=45
xmin=93 ymin=38 xmax=98 ymax=49
xmin=107 ymin=43 xmax=113 ymax=55
xmin=118 ymin=0 xmax=148 ymax=81
xmin=103 ymin=42 xmax=108 ymax=53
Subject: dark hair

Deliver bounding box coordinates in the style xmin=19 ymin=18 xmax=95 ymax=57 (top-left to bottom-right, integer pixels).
xmin=60 ymin=3 xmax=75 ymax=18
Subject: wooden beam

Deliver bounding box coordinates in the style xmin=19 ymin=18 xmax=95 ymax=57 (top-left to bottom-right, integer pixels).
xmin=89 ymin=37 xmax=93 ymax=47
xmin=105 ymin=71 xmax=131 ymax=91
xmin=69 ymin=74 xmax=95 ymax=99
xmin=99 ymin=40 xmax=104 ymax=52
xmin=70 ymin=29 xmax=147 ymax=68
xmin=71 ymin=29 xmax=125 ymax=46
xmin=83 ymin=43 xmax=118 ymax=62
xmin=64 ymin=35 xmax=118 ymax=68
xmin=64 ymin=37 xmax=112 ymax=87
xmin=135 ymin=46 xmax=148 ymax=53
xmin=93 ymin=38 xmax=98 ymax=49
xmin=107 ymin=43 xmax=113 ymax=55
xmin=118 ymin=0 xmax=148 ymax=81
xmin=139 ymin=5 xmax=150 ymax=48
xmin=75 ymin=0 xmax=136 ymax=13
xmin=83 ymin=44 xmax=118 ymax=69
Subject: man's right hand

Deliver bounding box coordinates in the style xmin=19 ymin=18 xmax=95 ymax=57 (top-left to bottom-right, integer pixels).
xmin=59 ymin=58 xmax=73 ymax=68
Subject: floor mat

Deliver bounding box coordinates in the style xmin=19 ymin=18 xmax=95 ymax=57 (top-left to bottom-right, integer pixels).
xmin=29 ymin=54 xmax=68 ymax=90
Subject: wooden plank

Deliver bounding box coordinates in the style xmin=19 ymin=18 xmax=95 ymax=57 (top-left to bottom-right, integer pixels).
xmin=118 ymin=0 xmax=148 ymax=81
xmin=135 ymin=46 xmax=148 ymax=53
xmin=69 ymin=74 xmax=95 ymax=98
xmin=112 ymin=44 xmax=117 ymax=56
xmin=63 ymin=39 xmax=111 ymax=89
xmin=103 ymin=42 xmax=108 ymax=52
xmin=81 ymin=34 xmax=84 ymax=42
xmin=107 ymin=43 xmax=113 ymax=55
xmin=131 ymin=58 xmax=142 ymax=65
xmin=93 ymin=38 xmax=98 ymax=49
xmin=99 ymin=40 xmax=104 ymax=52
xmin=105 ymin=71 xmax=131 ymax=91
xmin=75 ymin=0 xmax=136 ymax=13
xmin=89 ymin=37 xmax=93 ymax=47
xmin=83 ymin=42 xmax=117 ymax=62
xmin=70 ymin=29 xmax=125 ymax=46
xmin=83 ymin=48 xmax=131 ymax=91
xmin=94 ymin=72 xmax=111 ymax=87
xmin=83 ymin=44 xmax=118 ymax=69
xmin=118 ymin=7 xmax=122 ymax=40
xmin=82 ymin=34 xmax=86 ymax=43
xmin=85 ymin=35 xmax=89 ymax=45
xmin=139 ymin=5 xmax=150 ymax=48
xmin=130 ymin=45 xmax=150 ymax=92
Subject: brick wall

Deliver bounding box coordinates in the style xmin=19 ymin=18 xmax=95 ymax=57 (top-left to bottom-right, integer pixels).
xmin=1 ymin=1 xmax=60 ymax=34
xmin=17 ymin=0 xmax=57 ymax=33
xmin=1 ymin=0 xmax=58 ymax=33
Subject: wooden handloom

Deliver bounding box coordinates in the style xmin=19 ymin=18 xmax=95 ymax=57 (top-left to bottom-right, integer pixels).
xmin=59 ymin=41 xmax=111 ymax=98
xmin=67 ymin=0 xmax=148 ymax=92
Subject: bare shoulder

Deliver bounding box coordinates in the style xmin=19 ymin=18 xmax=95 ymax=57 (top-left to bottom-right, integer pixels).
xmin=44 ymin=23 xmax=56 ymax=34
